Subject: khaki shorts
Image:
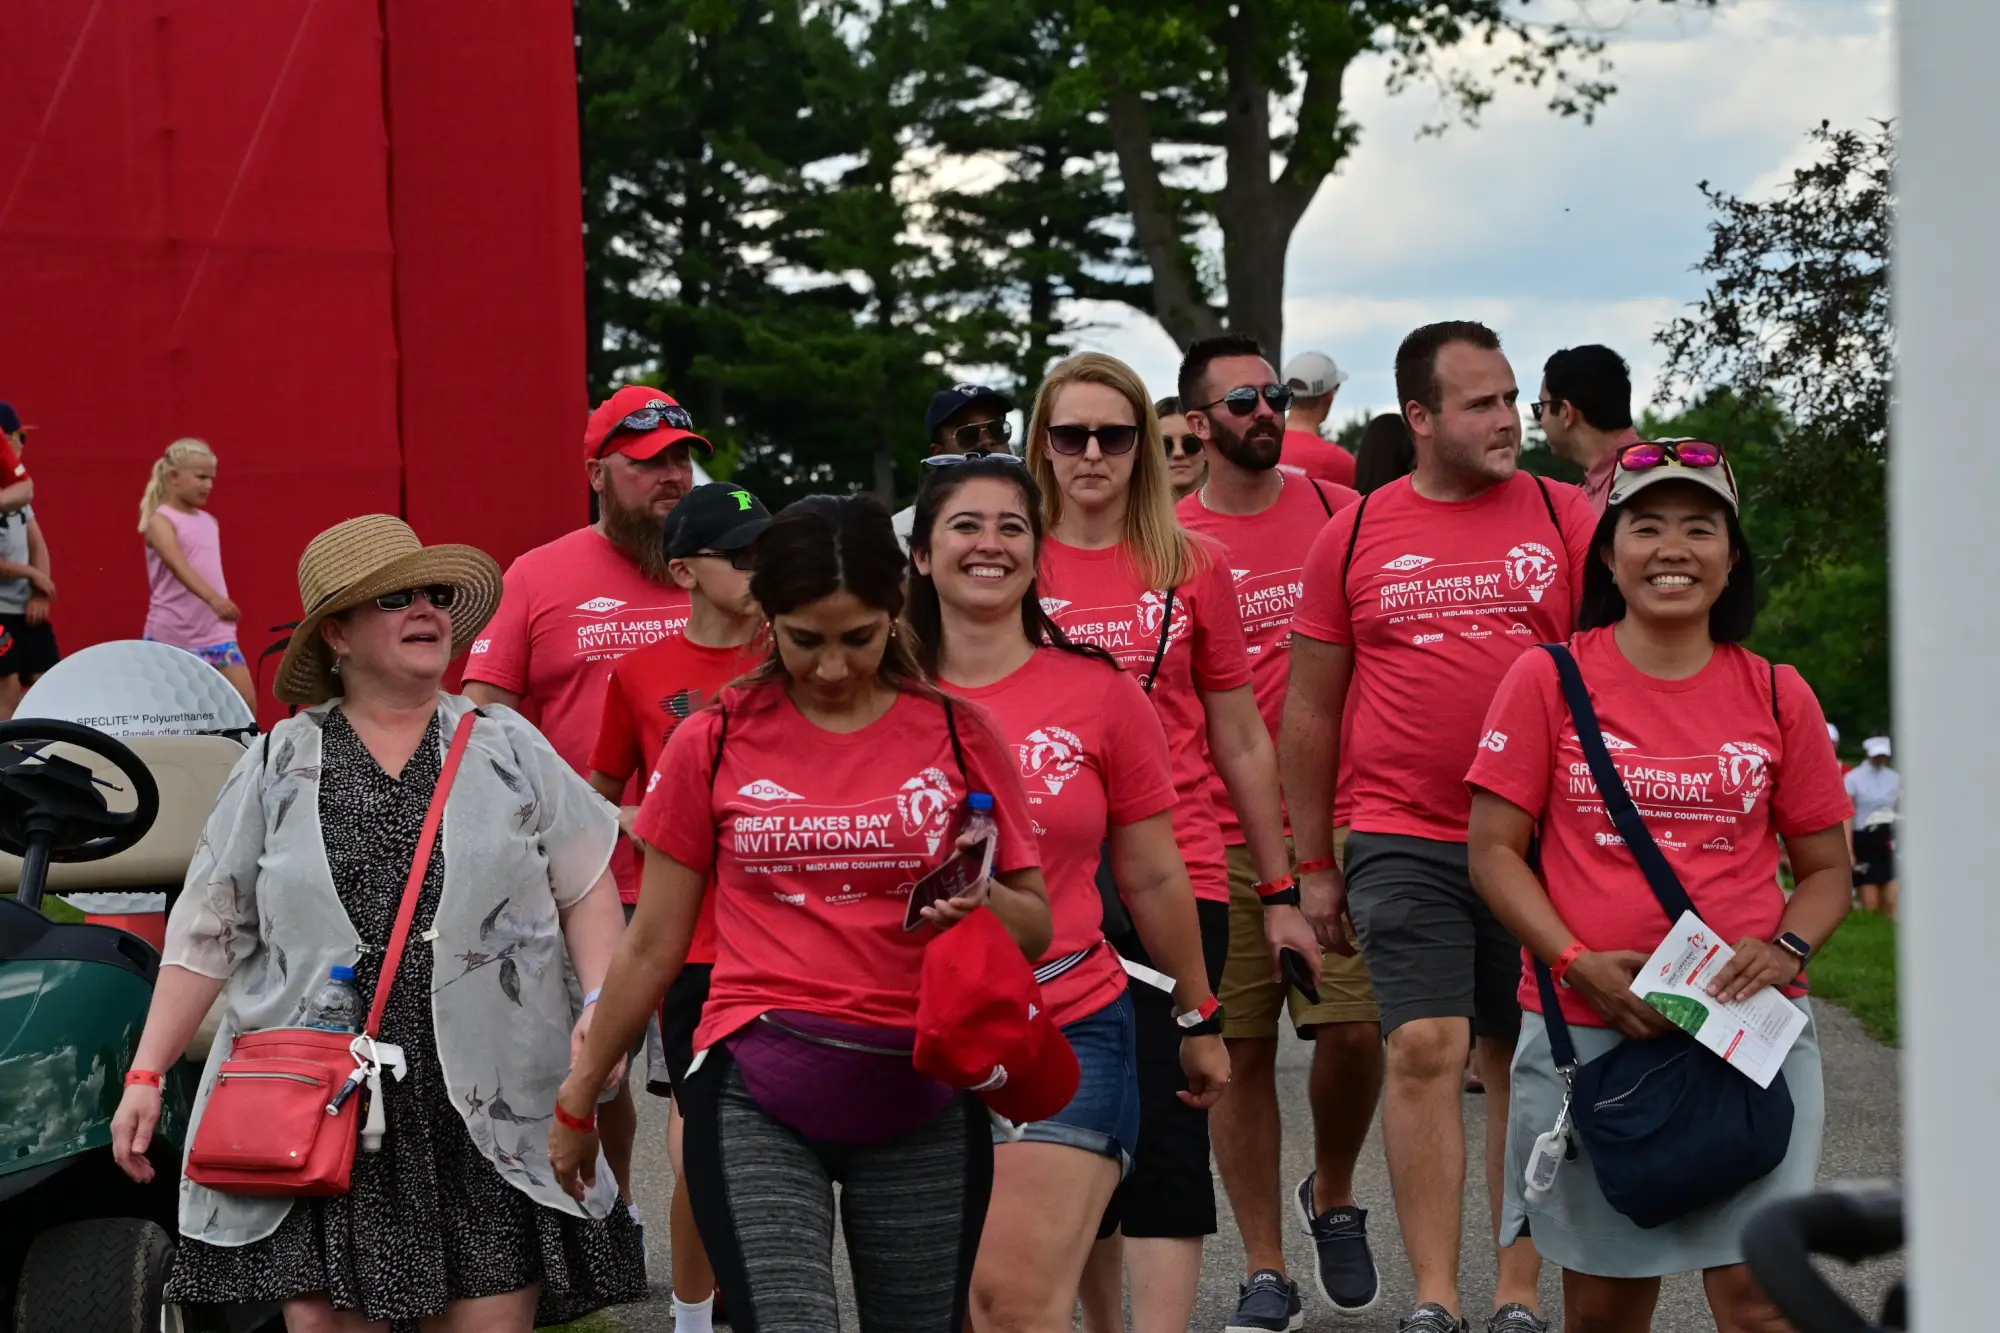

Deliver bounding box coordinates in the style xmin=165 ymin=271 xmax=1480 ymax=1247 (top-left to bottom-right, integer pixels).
xmin=1219 ymin=829 xmax=1379 ymax=1038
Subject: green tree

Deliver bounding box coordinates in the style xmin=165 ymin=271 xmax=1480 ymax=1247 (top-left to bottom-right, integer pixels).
xmin=1059 ymin=0 xmax=1713 ymax=354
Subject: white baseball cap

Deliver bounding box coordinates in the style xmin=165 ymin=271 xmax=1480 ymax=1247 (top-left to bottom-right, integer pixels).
xmin=1863 ymin=736 xmax=1892 ymax=758
xmin=1826 ymin=722 xmax=1840 ymax=746
xmin=1283 ymin=351 xmax=1350 ymax=397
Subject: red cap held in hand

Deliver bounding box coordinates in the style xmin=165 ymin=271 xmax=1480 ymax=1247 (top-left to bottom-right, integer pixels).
xmin=915 ymin=906 xmax=1079 ymax=1124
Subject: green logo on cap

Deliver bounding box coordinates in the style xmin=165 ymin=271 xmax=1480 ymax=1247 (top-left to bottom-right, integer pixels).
xmin=730 ymin=489 xmax=755 ymax=511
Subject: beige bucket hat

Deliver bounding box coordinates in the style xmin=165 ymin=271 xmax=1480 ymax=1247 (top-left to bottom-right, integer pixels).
xmin=274 ymin=515 xmax=504 ymax=705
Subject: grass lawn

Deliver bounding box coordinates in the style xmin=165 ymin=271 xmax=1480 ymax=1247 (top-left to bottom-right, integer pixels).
xmin=544 ymin=1316 xmax=623 ymax=1333
xmin=1812 ymin=908 xmax=1899 ymax=1046
xmin=1 ymin=892 xmax=85 ymax=922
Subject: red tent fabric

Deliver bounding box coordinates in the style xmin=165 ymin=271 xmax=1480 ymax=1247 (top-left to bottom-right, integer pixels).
xmin=0 ymin=0 xmax=588 ymax=722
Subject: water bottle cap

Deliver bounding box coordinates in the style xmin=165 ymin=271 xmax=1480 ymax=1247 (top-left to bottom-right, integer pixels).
xmin=329 ymin=965 xmax=356 ymax=982
xmin=968 ymin=792 xmax=995 ymax=812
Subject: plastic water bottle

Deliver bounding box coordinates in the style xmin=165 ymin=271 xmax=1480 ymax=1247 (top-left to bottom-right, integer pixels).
xmin=303 ymin=965 xmax=362 ymax=1033
xmin=962 ymin=792 xmax=998 ymax=850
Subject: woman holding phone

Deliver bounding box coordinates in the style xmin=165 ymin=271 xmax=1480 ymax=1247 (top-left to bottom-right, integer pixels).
xmin=551 ymin=494 xmax=1050 ymax=1333
xmin=904 ymin=452 xmax=1229 ymax=1332
xmin=1025 ymin=353 xmax=1297 ymax=1333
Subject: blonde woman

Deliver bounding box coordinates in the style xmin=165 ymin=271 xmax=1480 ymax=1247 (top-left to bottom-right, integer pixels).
xmin=1027 ymin=353 xmax=1300 ymax=1333
xmin=140 ymin=437 xmax=254 ymax=709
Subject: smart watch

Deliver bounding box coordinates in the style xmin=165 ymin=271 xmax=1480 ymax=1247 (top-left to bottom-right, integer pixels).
xmin=1774 ymin=931 xmax=1812 ymax=969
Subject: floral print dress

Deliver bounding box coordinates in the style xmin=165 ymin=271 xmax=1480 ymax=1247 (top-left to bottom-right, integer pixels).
xmin=166 ymin=710 xmax=644 ymax=1324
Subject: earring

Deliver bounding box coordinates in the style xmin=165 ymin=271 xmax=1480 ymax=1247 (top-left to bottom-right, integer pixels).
xmin=329 ymin=656 xmax=343 ymax=676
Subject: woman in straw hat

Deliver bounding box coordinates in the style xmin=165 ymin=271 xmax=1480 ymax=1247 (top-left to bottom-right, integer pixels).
xmin=110 ymin=515 xmax=645 ymax=1331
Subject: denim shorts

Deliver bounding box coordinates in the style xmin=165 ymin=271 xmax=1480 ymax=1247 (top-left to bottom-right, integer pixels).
xmin=992 ymin=991 xmax=1140 ymax=1175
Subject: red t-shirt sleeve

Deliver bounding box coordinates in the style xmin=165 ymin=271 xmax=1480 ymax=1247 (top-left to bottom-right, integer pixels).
xmin=953 ymin=700 xmax=1042 ymax=875
xmin=1771 ymin=665 xmax=1856 ymax=836
xmin=467 ymin=563 xmax=531 ymax=693
xmin=1189 ymin=554 xmax=1253 ymax=691
xmin=1293 ymin=503 xmax=1361 ymax=645
xmin=1464 ymin=648 xmax=1560 ymax=819
xmin=589 ymin=662 xmax=643 ymax=781
xmin=0 ymin=436 xmax=28 ymax=485
xmin=1554 ymin=480 xmax=1601 ymax=618
xmin=1100 ymin=670 xmax=1177 ymax=825
xmin=632 ymin=707 xmax=722 ymax=876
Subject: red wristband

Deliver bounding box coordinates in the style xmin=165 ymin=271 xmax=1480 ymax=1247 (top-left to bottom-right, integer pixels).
xmin=1253 ymin=873 xmax=1296 ymax=901
xmin=1174 ymin=995 xmax=1221 ymax=1029
xmin=553 ymin=1102 xmax=597 ymax=1133
xmin=1295 ymin=856 xmax=1337 ymax=876
xmin=1551 ymin=941 xmax=1587 ymax=985
xmin=125 ymin=1069 xmax=162 ymax=1088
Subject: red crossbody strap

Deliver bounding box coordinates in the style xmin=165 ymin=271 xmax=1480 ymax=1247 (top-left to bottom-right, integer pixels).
xmin=362 ymin=713 xmax=476 ymax=1039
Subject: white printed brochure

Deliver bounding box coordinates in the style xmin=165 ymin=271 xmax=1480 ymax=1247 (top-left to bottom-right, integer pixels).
xmin=1628 ymin=912 xmax=1807 ymax=1089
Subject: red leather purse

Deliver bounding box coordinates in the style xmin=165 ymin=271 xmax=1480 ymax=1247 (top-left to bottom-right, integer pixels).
xmin=185 ymin=715 xmax=474 ymax=1197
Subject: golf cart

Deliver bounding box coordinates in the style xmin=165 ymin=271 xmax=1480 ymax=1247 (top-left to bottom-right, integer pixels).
xmin=0 ymin=643 xmax=263 ymax=1332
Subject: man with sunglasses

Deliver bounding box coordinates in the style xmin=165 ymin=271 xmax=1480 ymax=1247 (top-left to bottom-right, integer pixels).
xmin=1279 ymin=351 xmax=1358 ymax=488
xmin=1533 ymin=345 xmax=1640 ymax=513
xmin=466 ymin=384 xmax=708 ymax=1214
xmin=1283 ymin=322 xmax=1599 ymax=1333
xmin=893 ymin=382 xmax=1015 ymax=550
xmin=1176 ymin=334 xmax=1381 ymax=1333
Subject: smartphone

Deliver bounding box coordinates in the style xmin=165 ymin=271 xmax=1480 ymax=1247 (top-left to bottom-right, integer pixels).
xmin=902 ymin=833 xmax=996 ymax=931
xmin=1281 ymin=948 xmax=1322 ymax=1006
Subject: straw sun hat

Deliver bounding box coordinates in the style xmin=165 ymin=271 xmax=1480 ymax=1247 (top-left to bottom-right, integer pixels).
xmin=274 ymin=515 xmax=504 ymax=705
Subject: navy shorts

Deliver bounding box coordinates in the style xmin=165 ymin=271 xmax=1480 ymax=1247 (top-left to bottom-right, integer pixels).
xmin=994 ymin=991 xmax=1139 ymax=1173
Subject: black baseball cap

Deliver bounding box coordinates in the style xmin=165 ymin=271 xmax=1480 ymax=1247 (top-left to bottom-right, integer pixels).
xmin=667 ymin=482 xmax=772 ymax=559
xmin=0 ymin=403 xmax=32 ymax=435
xmin=925 ymin=383 xmax=1014 ymax=440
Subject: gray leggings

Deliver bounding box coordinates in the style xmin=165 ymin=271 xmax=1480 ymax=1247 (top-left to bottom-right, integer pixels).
xmin=680 ymin=1050 xmax=993 ymax=1333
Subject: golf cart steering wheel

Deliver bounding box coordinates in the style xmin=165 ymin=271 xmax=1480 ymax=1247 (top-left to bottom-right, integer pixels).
xmin=0 ymin=719 xmax=161 ymax=911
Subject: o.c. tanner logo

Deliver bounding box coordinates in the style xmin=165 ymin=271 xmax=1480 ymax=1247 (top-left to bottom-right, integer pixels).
xmin=1505 ymin=542 xmax=1559 ymax=602
xmin=1019 ymin=726 xmax=1085 ymax=795
xmin=577 ymin=596 xmax=629 ymax=615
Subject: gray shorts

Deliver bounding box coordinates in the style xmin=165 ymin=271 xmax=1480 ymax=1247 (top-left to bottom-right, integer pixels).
xmin=1343 ymin=831 xmax=1523 ymax=1040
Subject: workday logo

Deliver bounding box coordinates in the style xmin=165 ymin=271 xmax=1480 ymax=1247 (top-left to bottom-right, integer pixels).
xmin=1382 ymin=554 xmax=1434 ymax=572
xmin=738 ymin=779 xmax=805 ymax=803
xmin=577 ymin=596 xmax=629 ymax=615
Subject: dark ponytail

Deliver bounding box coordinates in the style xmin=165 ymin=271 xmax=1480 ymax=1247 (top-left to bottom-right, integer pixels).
xmin=902 ymin=456 xmax=1116 ymax=677
xmin=746 ymin=494 xmax=933 ymax=695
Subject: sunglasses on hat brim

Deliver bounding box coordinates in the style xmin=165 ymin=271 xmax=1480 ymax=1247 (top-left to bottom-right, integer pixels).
xmin=1618 ymin=439 xmax=1724 ymax=471
xmin=923 ymin=451 xmax=1027 ymax=470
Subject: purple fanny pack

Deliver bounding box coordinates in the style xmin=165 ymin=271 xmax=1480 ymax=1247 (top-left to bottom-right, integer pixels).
xmin=726 ymin=1010 xmax=957 ymax=1146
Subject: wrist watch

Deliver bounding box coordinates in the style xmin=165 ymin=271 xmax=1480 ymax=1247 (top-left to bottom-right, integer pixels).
xmin=1774 ymin=931 xmax=1813 ymax=970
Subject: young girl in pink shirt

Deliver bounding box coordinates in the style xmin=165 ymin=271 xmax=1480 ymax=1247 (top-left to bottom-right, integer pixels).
xmin=140 ymin=438 xmax=254 ymax=710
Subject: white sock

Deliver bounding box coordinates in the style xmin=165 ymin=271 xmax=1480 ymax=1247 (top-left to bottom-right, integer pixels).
xmin=672 ymin=1293 xmax=714 ymax=1333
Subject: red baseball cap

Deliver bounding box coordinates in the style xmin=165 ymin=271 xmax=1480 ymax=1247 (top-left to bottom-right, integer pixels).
xmin=915 ymin=907 xmax=1079 ymax=1124
xmin=584 ymin=385 xmax=712 ymax=462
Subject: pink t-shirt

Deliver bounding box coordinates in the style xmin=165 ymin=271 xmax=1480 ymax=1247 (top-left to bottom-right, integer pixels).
xmin=1178 ymin=474 xmax=1358 ymax=841
xmin=145 ymin=506 xmax=234 ymax=649
xmin=1466 ymin=628 xmax=1853 ymax=1028
xmin=1292 ymin=472 xmax=1597 ymax=842
xmin=1038 ymin=537 xmax=1252 ymax=902
xmin=636 ymin=683 xmax=1041 ymax=1049
xmin=1281 ymin=430 xmax=1357 ymax=488
xmin=469 ymin=526 xmax=691 ymax=901
xmin=942 ymin=647 xmax=1176 ymax=1028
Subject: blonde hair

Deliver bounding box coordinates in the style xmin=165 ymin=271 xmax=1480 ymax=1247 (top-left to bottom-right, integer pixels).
xmin=1027 ymin=352 xmax=1207 ymax=589
xmin=137 ymin=437 xmax=217 ymax=533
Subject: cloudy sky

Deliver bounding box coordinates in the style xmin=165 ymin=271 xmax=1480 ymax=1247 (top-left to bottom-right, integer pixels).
xmin=1071 ymin=0 xmax=1894 ymax=424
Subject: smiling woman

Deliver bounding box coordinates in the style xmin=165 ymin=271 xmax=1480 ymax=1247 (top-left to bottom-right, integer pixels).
xmin=1463 ymin=449 xmax=1855 ymax=1329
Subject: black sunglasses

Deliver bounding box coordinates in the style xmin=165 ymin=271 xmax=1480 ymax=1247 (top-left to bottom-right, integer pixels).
xmin=375 ymin=585 xmax=458 ymax=612
xmin=1528 ymin=399 xmax=1558 ymax=422
xmin=923 ymin=451 xmax=1027 ymax=470
xmin=683 ymin=548 xmax=757 ymax=571
xmin=1044 ymin=424 xmax=1139 ymax=456
xmin=946 ymin=418 xmax=1012 ymax=451
xmin=1162 ymin=433 xmax=1203 ymax=458
xmin=1193 ymin=384 xmax=1292 ymax=417
xmin=594 ymin=404 xmax=696 ymax=458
